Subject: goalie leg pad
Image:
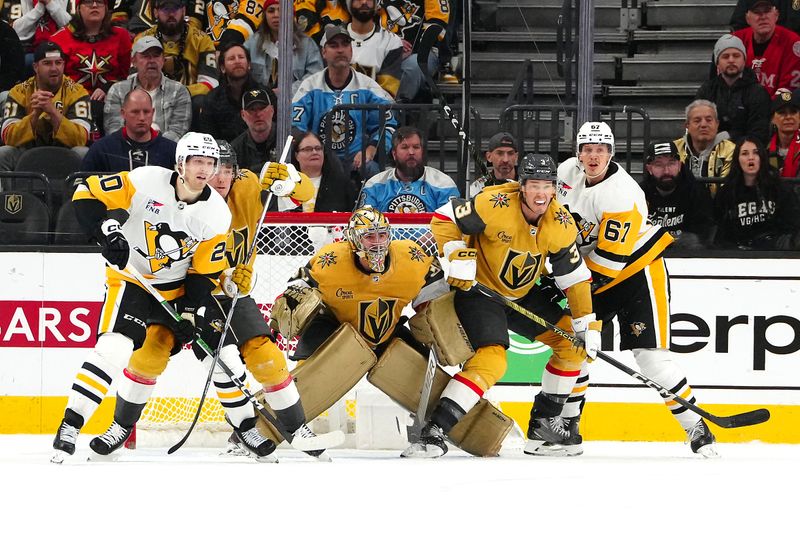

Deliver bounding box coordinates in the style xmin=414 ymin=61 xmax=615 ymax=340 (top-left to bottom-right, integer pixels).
xmin=127 ymin=324 xmax=173 ymax=379
xmin=241 ymin=336 xmax=291 ymax=386
xmin=367 ymin=339 xmax=513 ymax=457
xmin=255 ymin=323 xmax=376 ymax=442
xmin=408 ymin=291 xmax=474 ymax=366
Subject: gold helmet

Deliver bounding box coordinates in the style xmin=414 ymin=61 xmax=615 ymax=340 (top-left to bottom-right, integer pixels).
xmin=346 ymin=206 xmax=391 ymax=272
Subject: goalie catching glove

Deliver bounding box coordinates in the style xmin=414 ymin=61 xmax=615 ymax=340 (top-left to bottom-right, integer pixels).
xmin=259 ymin=162 xmax=314 ymax=201
xmin=270 ymin=285 xmax=325 ymax=338
xmin=572 ymin=313 xmax=602 ymax=360
xmin=443 ymin=240 xmax=477 ymax=291
xmin=219 ymin=264 xmax=254 ymax=297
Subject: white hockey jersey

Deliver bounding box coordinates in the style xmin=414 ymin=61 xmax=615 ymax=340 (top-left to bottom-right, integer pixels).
xmin=348 ymin=23 xmax=404 ymax=97
xmin=556 ymin=158 xmax=672 ymax=293
xmin=73 ymin=166 xmax=232 ymax=300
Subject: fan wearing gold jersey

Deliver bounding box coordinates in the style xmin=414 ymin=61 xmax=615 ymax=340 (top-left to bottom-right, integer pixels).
xmin=52 ymin=132 xmax=232 ymax=462
xmin=409 ymin=154 xmax=601 ymax=458
xmin=556 ymin=121 xmax=717 ymax=458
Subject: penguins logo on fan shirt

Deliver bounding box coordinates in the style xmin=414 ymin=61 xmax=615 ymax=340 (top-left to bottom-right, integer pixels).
xmin=383 ymin=1 xmax=422 ymax=32
xmin=499 ymin=249 xmax=542 ymax=290
xmin=358 ymin=297 xmax=397 ymax=344
xmin=318 ymin=110 xmax=356 ymax=152
xmin=136 ymin=221 xmax=198 ymax=273
xmin=206 ymin=0 xmax=236 ymax=42
xmin=387 ymin=193 xmax=426 ymax=213
xmin=226 ymin=226 xmax=250 ymax=268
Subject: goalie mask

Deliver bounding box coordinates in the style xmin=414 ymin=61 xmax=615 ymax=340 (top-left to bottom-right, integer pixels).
xmin=347 ymin=206 xmax=391 ymax=273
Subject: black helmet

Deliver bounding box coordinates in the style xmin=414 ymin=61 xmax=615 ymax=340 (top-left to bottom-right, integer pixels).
xmin=518 ymin=153 xmax=557 ymax=183
xmin=216 ymin=139 xmax=238 ymax=172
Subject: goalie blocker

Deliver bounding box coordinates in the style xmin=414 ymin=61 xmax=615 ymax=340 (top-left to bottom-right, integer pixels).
xmin=255 ymin=322 xmax=512 ymax=456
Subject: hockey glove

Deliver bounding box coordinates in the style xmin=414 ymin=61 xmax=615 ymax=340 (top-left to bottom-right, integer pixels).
xmin=444 ymin=240 xmax=477 ymax=291
xmin=572 ymin=313 xmax=602 ymax=360
xmin=97 ymin=219 xmax=130 ymax=270
xmin=173 ymin=314 xmax=198 ymax=345
xmin=193 ymin=304 xmax=225 ymax=357
xmin=269 ymin=285 xmax=324 ymax=338
xmin=219 ymin=264 xmax=254 ymax=297
xmin=260 ymin=162 xmax=301 ymax=197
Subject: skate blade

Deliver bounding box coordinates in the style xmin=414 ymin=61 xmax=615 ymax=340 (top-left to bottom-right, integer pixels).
xmin=87 ymin=449 xmax=125 ymax=462
xmin=524 ymin=440 xmax=583 ymax=457
xmin=400 ymin=443 xmax=445 ymax=459
xmin=50 ymin=450 xmax=71 ymax=464
xmin=312 ymin=450 xmax=332 ymax=462
xmin=254 ymin=454 xmax=279 ymax=464
xmin=695 ymin=444 xmax=720 ymax=459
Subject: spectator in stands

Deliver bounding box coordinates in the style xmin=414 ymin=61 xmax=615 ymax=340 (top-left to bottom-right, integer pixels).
xmin=12 ymin=0 xmax=71 ymax=73
xmin=674 ymin=100 xmax=736 ymax=186
xmin=714 ymin=136 xmax=800 ymax=249
xmin=104 ymin=36 xmax=192 ymax=142
xmin=292 ymin=25 xmax=397 ymax=180
xmin=231 ymin=87 xmax=277 ymax=174
xmin=186 ymin=0 xmax=263 ymax=47
xmin=0 ymin=19 xmax=26 ymax=108
xmin=768 ymin=88 xmax=800 ymax=176
xmin=134 ymin=0 xmax=219 ymax=127
xmin=732 ymin=0 xmax=800 ymax=97
xmin=123 ymin=0 xmax=157 ymax=34
xmin=640 ymin=141 xmax=715 ymax=250
xmin=0 ymin=42 xmax=90 ymax=171
xmin=290 ymin=130 xmax=356 ymax=212
xmin=243 ymin=0 xmax=323 ymax=96
xmin=381 ymin=0 xmax=450 ymax=103
xmin=697 ymin=34 xmax=770 ymax=144
xmin=730 ymin=0 xmax=800 ymax=35
xmin=469 ymin=131 xmax=519 ymax=197
xmin=199 ymin=42 xmax=266 ymax=143
xmin=81 ymin=89 xmax=177 ymax=173
xmin=294 ymin=0 xmax=350 ymax=44
xmin=346 ymin=0 xmax=403 ymax=98
xmin=358 ymin=126 xmax=459 ymax=213
xmin=50 ymin=0 xmax=132 ymax=135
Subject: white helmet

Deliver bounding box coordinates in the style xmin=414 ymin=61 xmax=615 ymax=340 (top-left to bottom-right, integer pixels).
xmin=576 ymin=121 xmax=615 ymax=158
xmin=176 ymin=132 xmax=220 ymax=175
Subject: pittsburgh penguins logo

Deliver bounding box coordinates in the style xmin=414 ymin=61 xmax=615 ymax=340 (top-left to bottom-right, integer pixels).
xmin=499 ymin=249 xmax=542 ymax=290
xmin=135 ymin=221 xmax=197 ymax=273
xmin=571 ymin=211 xmax=597 ymax=246
xmin=318 ymin=110 xmax=356 ymax=152
xmin=226 ymin=226 xmax=249 ymax=268
xmin=358 ymin=298 xmax=397 ymax=345
xmin=383 ymin=0 xmax=423 ymax=34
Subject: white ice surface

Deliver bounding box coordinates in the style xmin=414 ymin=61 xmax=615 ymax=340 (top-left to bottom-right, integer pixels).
xmin=1 ymin=435 xmax=796 ymax=532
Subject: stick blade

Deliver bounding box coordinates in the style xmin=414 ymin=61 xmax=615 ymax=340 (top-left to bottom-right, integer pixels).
xmin=712 ymin=408 xmax=771 ymax=429
xmin=290 ymin=429 xmax=346 ymax=451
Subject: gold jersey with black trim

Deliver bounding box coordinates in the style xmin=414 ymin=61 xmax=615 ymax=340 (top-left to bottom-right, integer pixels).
xmin=431 ymin=181 xmax=592 ymax=303
xmin=289 ymin=240 xmax=445 ymax=348
xmin=73 ymin=166 xmax=232 ymax=300
xmin=222 ymin=168 xmax=266 ymax=272
xmin=556 ymin=158 xmax=673 ymax=294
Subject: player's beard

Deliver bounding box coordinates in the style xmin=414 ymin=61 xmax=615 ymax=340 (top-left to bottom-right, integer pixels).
xmin=351 ymin=6 xmax=375 ymax=23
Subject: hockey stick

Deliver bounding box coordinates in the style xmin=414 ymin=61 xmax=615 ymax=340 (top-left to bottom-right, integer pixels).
xmin=408 ymin=344 xmax=438 ymax=441
xmin=471 ymin=282 xmax=771 ymax=429
xmin=416 ymin=27 xmax=491 ymax=182
xmin=123 ymin=264 xmax=344 ymax=452
xmin=167 ymin=136 xmax=293 ymax=453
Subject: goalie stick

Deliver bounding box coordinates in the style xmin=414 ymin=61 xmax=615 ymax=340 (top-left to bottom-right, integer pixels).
xmin=122 ymin=263 xmax=345 ymax=452
xmin=471 ymin=282 xmax=771 ymax=429
xmin=164 ymin=136 xmax=295 ymax=454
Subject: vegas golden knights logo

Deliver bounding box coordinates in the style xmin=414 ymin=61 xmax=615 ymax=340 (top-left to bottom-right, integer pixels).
xmin=499 ymin=249 xmax=542 ymax=290
xmin=226 ymin=226 xmax=249 ymax=267
xmin=358 ymin=298 xmax=397 ymax=345
xmin=135 ymin=221 xmax=198 ymax=273
xmin=4 ymin=194 xmax=22 ymax=215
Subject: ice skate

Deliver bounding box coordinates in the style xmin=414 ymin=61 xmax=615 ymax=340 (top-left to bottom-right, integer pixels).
xmin=525 ymin=416 xmax=583 ymax=457
xmin=293 ymin=423 xmax=332 ymax=462
xmin=89 ymin=421 xmax=133 ymax=457
xmin=401 ymin=422 xmax=448 ymax=458
xmin=51 ymin=416 xmax=81 ymax=464
xmin=233 ymin=417 xmax=278 ymax=463
xmin=686 ymin=419 xmax=719 ymax=458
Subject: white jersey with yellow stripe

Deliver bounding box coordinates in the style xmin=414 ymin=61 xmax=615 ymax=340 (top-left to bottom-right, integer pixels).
xmin=556 ymin=157 xmax=672 ymax=291
xmin=73 ymin=166 xmax=231 ymax=297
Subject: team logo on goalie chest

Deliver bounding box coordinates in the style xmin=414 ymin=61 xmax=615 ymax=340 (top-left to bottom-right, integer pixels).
xmin=359 ymin=298 xmax=397 ymax=345
xmin=408 ymin=246 xmax=425 ymax=261
xmin=499 ymin=249 xmax=542 ymax=290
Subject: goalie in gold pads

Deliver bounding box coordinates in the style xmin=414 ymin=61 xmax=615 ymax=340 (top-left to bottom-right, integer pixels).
xmin=127 ymin=141 xmax=321 ymax=461
xmin=409 ymin=154 xmax=601 ymax=458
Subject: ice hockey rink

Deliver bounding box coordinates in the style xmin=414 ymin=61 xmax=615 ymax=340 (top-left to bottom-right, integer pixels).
xmin=1 ymin=436 xmax=795 ymax=532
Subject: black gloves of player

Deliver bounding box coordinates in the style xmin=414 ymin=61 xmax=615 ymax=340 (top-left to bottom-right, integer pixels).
xmin=194 ymin=304 xmax=225 ymax=356
xmin=173 ymin=317 xmax=197 ymax=345
xmin=97 ymin=219 xmax=129 ymax=270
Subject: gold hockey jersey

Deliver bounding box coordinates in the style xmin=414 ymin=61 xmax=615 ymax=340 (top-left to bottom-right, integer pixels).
xmin=73 ymin=166 xmax=232 ymax=300
xmin=290 ymin=239 xmax=445 ymax=347
xmin=556 ymin=158 xmax=673 ymax=293
xmin=431 ymin=181 xmax=593 ymax=315
xmin=1 ymin=75 xmax=90 ymax=148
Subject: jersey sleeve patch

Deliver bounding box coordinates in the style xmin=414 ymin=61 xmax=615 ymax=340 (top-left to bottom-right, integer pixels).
xmin=450 ymin=198 xmax=486 ymax=235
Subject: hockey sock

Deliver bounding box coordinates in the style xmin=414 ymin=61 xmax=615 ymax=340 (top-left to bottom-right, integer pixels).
xmin=430 ymin=375 xmax=483 ymax=433
xmin=114 ymin=368 xmax=156 ymax=428
xmin=264 ymin=376 xmax=304 ymax=434
xmin=541 ymin=362 xmax=581 ymax=400
xmin=561 ymin=362 xmax=589 ymax=419
xmin=633 ymin=349 xmax=701 ymax=430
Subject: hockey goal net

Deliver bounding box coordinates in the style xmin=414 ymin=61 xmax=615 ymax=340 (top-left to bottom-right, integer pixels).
xmin=132 ymin=212 xmax=437 ymax=449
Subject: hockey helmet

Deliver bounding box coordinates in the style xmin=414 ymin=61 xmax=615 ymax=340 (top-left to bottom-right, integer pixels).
xmin=346 ymin=206 xmax=391 ymax=273
xmin=518 ymin=153 xmax=558 ymax=184
xmin=576 ymin=121 xmax=615 ymax=157
xmin=216 ymin=139 xmax=238 ymax=173
xmin=176 ymin=132 xmax=220 ymax=174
